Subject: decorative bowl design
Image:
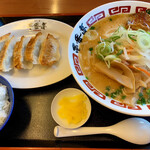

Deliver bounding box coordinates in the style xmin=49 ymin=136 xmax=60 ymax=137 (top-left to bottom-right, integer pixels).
xmin=69 ymin=1 xmax=150 ymax=116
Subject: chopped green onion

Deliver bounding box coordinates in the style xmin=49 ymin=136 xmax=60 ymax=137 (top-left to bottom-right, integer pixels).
xmin=148 ymin=98 xmax=150 ymax=104
xmin=106 ymin=86 xmax=111 ymax=91
xmin=141 ymin=97 xmax=146 ymax=105
xmin=137 ymin=99 xmax=141 ymax=104
xmin=110 ymin=92 xmax=116 ymax=98
xmin=105 ymin=92 xmax=109 ymax=96
xmin=85 ymin=76 xmax=89 ymax=80
xmin=96 ymin=42 xmax=112 ymax=57
xmin=104 ymin=38 xmax=112 ymax=43
xmin=121 ymin=95 xmax=126 ymax=100
xmin=115 ymin=42 xmax=122 ymax=45
xmin=90 ymin=26 xmax=95 ymax=30
xmin=89 ymin=47 xmax=93 ymax=51
xmin=111 ymin=36 xmax=121 ymax=42
xmin=138 ymin=29 xmax=146 ymax=33
xmin=128 ymin=34 xmax=137 ymax=41
xmin=137 ymin=92 xmax=146 ymax=105
xmin=146 ymin=9 xmax=150 ymax=15
xmin=137 ymin=34 xmax=150 ymax=50
xmin=109 ymin=18 xmax=113 ymax=21
xmin=105 ymin=35 xmax=121 ymax=43
xmin=147 ymin=31 xmax=150 ymax=35
xmin=105 ymin=85 xmax=127 ymax=101
xmin=96 ymin=54 xmax=104 ymax=60
xmin=89 ymin=47 xmax=93 ymax=55
xmin=115 ymin=89 xmax=122 ymax=95
xmin=146 ymin=89 xmax=150 ymax=96
xmin=116 ymin=49 xmax=123 ymax=56
xmin=139 ymin=92 xmax=143 ymax=97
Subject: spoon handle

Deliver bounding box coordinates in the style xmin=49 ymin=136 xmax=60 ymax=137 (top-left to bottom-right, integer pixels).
xmin=54 ymin=126 xmax=111 ymax=137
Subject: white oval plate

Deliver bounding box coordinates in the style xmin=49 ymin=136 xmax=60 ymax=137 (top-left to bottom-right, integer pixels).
xmin=68 ymin=1 xmax=150 ymax=116
xmin=0 ymin=19 xmax=73 ymax=89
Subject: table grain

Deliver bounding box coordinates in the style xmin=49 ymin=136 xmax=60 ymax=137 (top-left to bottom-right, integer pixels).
xmin=0 ymin=0 xmax=149 ymax=17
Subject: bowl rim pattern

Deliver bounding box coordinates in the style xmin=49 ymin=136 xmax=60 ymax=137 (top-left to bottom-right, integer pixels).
xmin=68 ymin=1 xmax=150 ymax=116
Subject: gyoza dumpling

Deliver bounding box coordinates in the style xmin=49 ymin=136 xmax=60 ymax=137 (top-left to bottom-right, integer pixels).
xmin=13 ymin=36 xmax=33 ymax=69
xmin=0 ymin=33 xmax=11 ymax=50
xmin=24 ymin=32 xmax=43 ymax=64
xmin=38 ymin=33 xmax=60 ymax=66
xmin=0 ymin=35 xmax=15 ymax=72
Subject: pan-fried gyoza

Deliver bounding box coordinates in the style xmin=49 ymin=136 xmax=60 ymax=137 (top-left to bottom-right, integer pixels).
xmin=0 ymin=32 xmax=60 ymax=72
xmin=79 ymin=11 xmax=150 ymax=106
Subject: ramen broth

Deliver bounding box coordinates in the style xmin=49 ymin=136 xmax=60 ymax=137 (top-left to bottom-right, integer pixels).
xmin=79 ymin=14 xmax=132 ymax=102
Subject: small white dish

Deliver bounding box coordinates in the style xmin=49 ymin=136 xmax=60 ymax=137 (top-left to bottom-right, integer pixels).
xmin=51 ymin=88 xmax=91 ymax=129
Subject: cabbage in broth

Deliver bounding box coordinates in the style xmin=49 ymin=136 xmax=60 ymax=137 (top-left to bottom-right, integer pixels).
xmin=79 ymin=12 xmax=150 ymax=106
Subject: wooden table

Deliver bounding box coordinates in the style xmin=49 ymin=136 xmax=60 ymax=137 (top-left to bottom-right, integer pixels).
xmin=0 ymin=0 xmax=150 ymax=150
xmin=0 ymin=0 xmax=149 ymax=17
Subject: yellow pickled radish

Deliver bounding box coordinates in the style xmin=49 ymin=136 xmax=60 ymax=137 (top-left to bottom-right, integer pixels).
xmin=57 ymin=94 xmax=88 ymax=124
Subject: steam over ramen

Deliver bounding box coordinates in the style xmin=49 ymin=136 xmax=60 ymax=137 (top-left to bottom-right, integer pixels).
xmin=79 ymin=11 xmax=150 ymax=106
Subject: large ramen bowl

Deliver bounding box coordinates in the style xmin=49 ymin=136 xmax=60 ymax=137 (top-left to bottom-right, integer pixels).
xmin=69 ymin=1 xmax=150 ymax=116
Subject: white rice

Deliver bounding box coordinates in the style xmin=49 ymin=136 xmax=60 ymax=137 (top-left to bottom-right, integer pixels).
xmin=0 ymin=84 xmax=10 ymax=126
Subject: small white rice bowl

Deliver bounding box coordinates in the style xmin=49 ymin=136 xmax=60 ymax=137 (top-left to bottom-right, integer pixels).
xmin=0 ymin=75 xmax=14 ymax=130
xmin=0 ymin=84 xmax=10 ymax=125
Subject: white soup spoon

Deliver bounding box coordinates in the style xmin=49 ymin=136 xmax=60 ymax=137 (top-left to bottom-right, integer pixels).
xmin=54 ymin=117 xmax=150 ymax=145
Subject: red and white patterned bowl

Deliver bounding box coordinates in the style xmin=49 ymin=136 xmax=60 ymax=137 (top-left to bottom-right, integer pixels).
xmin=69 ymin=1 xmax=150 ymax=116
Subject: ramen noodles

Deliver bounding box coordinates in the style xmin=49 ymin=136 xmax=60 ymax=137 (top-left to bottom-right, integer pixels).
xmin=79 ymin=11 xmax=150 ymax=106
